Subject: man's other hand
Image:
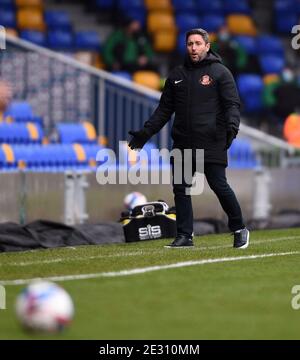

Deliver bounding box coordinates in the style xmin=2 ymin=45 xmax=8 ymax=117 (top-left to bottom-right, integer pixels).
xmin=128 ymin=129 xmax=150 ymax=150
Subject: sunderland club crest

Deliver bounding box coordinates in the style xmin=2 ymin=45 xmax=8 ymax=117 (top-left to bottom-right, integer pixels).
xmin=199 ymin=74 xmax=213 ymax=85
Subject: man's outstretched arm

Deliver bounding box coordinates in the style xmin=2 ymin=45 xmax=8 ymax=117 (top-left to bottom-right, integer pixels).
xmin=128 ymin=78 xmax=175 ymax=150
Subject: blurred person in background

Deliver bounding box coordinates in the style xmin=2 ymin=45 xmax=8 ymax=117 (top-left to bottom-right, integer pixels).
xmin=103 ymin=17 xmax=156 ymax=74
xmin=211 ymin=25 xmax=246 ymax=76
xmin=0 ymin=80 xmax=12 ymax=118
xmin=272 ymin=67 xmax=300 ymax=122
xmin=263 ymin=67 xmax=300 ymax=135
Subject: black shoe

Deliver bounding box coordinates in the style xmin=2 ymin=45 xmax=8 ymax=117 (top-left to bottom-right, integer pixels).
xmin=165 ymin=235 xmax=194 ymax=248
xmin=233 ymin=228 xmax=250 ymax=249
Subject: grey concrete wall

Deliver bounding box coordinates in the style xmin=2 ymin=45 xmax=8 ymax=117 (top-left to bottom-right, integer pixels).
xmin=0 ymin=168 xmax=299 ymax=224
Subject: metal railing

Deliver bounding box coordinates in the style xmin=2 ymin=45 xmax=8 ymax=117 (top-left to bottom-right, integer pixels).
xmin=1 ymin=35 xmax=297 ymax=165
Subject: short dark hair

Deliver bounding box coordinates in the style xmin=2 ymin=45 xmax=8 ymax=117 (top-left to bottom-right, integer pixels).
xmin=185 ymin=28 xmax=210 ymax=44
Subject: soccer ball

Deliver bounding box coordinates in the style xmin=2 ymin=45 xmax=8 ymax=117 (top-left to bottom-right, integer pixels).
xmin=15 ymin=281 xmax=74 ymax=333
xmin=123 ymin=191 xmax=147 ymax=210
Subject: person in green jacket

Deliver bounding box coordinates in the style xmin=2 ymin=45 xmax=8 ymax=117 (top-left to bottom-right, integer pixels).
xmin=103 ymin=18 xmax=155 ymax=74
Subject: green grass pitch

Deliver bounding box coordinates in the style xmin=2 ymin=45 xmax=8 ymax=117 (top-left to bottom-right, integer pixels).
xmin=0 ymin=227 xmax=300 ymax=340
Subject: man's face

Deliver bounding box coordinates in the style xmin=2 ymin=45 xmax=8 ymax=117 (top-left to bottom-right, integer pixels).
xmin=186 ymin=34 xmax=210 ymax=62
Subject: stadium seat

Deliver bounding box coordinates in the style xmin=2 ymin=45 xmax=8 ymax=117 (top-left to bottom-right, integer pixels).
xmin=132 ymin=70 xmax=161 ymax=90
xmin=0 ymin=143 xmax=16 ymax=170
xmin=17 ymin=8 xmax=45 ymax=31
xmin=177 ymin=31 xmax=187 ymax=54
xmin=152 ymin=29 xmax=177 ymax=52
xmin=199 ymin=15 xmax=225 ymax=33
xmin=234 ymin=35 xmax=257 ymax=55
xmin=237 ymin=74 xmax=264 ymax=113
xmin=82 ymin=144 xmax=104 ymax=168
xmin=196 ymin=0 xmax=223 ymax=15
xmin=275 ymin=14 xmax=298 ymax=33
xmin=0 ymin=9 xmax=16 ymax=28
xmin=74 ymin=31 xmax=101 ymax=51
xmin=147 ymin=12 xmax=176 ymax=33
xmin=274 ymin=0 xmax=295 ymax=14
xmin=56 ymin=122 xmax=97 ymax=144
xmin=172 ymin=0 xmax=197 ymax=13
xmin=0 ymin=0 xmax=15 ymax=9
xmin=0 ymin=122 xmax=43 ymax=144
xmin=227 ymin=15 xmax=257 ymax=36
xmin=44 ymin=10 xmax=72 ymax=31
xmin=118 ymin=0 xmax=144 ymax=10
xmin=259 ymin=55 xmax=285 ymax=74
xmin=256 ymin=35 xmax=284 ymax=56
xmin=16 ymin=0 xmax=43 ymax=8
xmin=223 ymin=0 xmax=251 ymax=15
xmin=20 ymin=30 xmax=46 ymax=46
xmin=228 ymin=138 xmax=258 ymax=169
xmin=263 ymin=73 xmax=280 ymax=85
xmin=47 ymin=30 xmax=73 ymax=50
xmin=95 ymin=0 xmax=114 ymax=9
xmin=176 ymin=14 xmax=201 ymax=33
xmin=4 ymin=101 xmax=34 ymax=120
xmin=112 ymin=71 xmax=132 ymax=81
xmin=125 ymin=8 xmax=146 ymax=26
xmin=145 ymin=0 xmax=173 ymax=11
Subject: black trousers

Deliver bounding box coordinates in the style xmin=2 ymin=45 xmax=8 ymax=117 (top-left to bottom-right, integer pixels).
xmin=171 ymin=150 xmax=245 ymax=237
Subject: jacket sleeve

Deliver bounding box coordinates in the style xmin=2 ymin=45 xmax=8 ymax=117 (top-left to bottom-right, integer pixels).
xmin=143 ymin=77 xmax=175 ymax=136
xmin=218 ymin=66 xmax=241 ymax=132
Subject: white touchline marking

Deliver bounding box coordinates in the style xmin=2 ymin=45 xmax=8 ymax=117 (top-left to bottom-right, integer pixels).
xmin=1 ymin=235 xmax=299 ymax=267
xmin=1 ymin=251 xmax=299 ymax=286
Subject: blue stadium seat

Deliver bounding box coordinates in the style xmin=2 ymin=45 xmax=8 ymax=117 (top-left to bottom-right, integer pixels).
xmin=20 ymin=30 xmax=46 ymax=46
xmin=0 ymin=144 xmax=16 ymax=170
xmin=177 ymin=32 xmax=186 ymax=54
xmin=0 ymin=123 xmax=43 ymax=144
xmin=256 ymin=35 xmax=284 ymax=56
xmin=0 ymin=146 xmax=5 ymax=168
xmin=176 ymin=14 xmax=201 ymax=33
xmin=112 ymin=71 xmax=132 ymax=81
xmin=4 ymin=101 xmax=33 ymax=120
xmin=0 ymin=0 xmax=14 ymax=10
xmin=96 ymin=0 xmax=114 ymax=9
xmin=47 ymin=30 xmax=73 ymax=50
xmin=0 ymin=9 xmax=16 ymax=27
xmin=56 ymin=123 xmax=97 ymax=144
xmin=275 ymin=14 xmax=298 ymax=33
xmin=125 ymin=8 xmax=146 ymax=26
xmin=172 ymin=0 xmax=197 ymax=13
xmin=237 ymin=74 xmax=264 ymax=113
xmin=199 ymin=15 xmax=225 ymax=32
xmin=75 ymin=31 xmax=101 ymax=51
xmin=274 ymin=0 xmax=295 ymax=14
xmin=82 ymin=144 xmax=105 ymax=168
xmin=45 ymin=10 xmax=72 ymax=31
xmin=228 ymin=138 xmax=258 ymax=169
xmin=234 ymin=35 xmax=256 ymax=55
xmin=259 ymin=55 xmax=285 ymax=74
xmin=117 ymin=0 xmax=144 ymax=10
xmin=195 ymin=0 xmax=223 ymax=15
xmin=0 ymin=0 xmax=14 ymax=6
xmin=223 ymin=0 xmax=251 ymax=15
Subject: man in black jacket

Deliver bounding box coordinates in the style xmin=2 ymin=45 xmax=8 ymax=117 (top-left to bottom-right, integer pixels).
xmin=128 ymin=28 xmax=249 ymax=249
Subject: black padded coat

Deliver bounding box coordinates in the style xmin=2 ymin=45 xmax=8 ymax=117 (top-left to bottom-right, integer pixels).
xmin=143 ymin=50 xmax=241 ymax=166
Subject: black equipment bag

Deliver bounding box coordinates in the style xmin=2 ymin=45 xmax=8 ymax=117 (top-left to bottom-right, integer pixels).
xmin=120 ymin=201 xmax=176 ymax=242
